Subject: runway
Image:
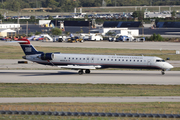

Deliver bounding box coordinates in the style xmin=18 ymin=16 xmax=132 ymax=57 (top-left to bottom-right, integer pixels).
xmin=0 ymin=96 xmax=180 ymax=103
xmin=0 ymin=70 xmax=180 ymax=85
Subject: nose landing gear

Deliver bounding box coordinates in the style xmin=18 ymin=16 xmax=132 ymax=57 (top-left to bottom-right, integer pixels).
xmin=161 ymin=69 xmax=165 ymax=75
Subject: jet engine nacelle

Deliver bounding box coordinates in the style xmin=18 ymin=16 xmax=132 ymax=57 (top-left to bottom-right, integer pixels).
xmin=41 ymin=53 xmax=54 ymax=60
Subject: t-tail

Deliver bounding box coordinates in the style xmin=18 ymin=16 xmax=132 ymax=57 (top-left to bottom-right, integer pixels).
xmin=16 ymin=39 xmax=43 ymax=55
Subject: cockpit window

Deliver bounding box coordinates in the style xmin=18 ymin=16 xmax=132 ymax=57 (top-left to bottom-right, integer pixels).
xmin=156 ymin=60 xmax=165 ymax=62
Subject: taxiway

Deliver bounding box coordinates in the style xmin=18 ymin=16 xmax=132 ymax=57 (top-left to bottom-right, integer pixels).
xmin=0 ymin=96 xmax=180 ymax=103
xmin=0 ymin=70 xmax=179 ymax=85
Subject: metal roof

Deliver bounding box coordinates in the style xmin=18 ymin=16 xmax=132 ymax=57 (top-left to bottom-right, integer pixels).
xmin=0 ymin=29 xmax=16 ymax=32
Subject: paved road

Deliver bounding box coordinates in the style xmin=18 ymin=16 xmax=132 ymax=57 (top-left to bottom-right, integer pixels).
xmin=0 ymin=70 xmax=179 ymax=85
xmin=1 ymin=40 xmax=180 ymax=50
xmin=0 ymin=97 xmax=180 ymax=103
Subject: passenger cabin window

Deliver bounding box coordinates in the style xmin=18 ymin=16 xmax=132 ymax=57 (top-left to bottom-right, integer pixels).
xmin=156 ymin=60 xmax=165 ymax=62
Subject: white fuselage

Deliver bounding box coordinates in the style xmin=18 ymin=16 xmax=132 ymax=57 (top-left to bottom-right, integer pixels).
xmin=25 ymin=53 xmax=173 ymax=70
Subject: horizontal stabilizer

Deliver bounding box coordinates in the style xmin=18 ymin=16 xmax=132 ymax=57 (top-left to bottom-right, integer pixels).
xmin=7 ymin=41 xmax=28 ymax=43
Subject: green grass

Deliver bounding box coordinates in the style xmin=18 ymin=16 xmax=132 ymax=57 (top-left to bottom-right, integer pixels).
xmin=0 ymin=45 xmax=179 ymax=60
xmin=0 ymin=83 xmax=180 ymax=97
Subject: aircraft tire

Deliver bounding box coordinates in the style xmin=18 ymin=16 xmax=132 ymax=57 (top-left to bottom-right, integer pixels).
xmin=85 ymin=69 xmax=90 ymax=74
xmin=78 ymin=70 xmax=84 ymax=75
xmin=161 ymin=70 xmax=165 ymax=75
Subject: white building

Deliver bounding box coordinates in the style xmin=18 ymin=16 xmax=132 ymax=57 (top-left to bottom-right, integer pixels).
xmin=90 ymin=28 xmax=139 ymax=36
xmin=144 ymin=11 xmax=171 ymax=18
xmin=39 ymin=20 xmax=51 ymax=26
xmin=0 ymin=24 xmax=20 ymax=30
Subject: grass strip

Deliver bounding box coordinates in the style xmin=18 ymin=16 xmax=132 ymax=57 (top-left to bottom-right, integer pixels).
xmin=0 ymin=83 xmax=180 ymax=97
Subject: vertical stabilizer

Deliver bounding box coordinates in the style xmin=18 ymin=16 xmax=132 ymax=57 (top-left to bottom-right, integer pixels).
xmin=16 ymin=39 xmax=43 ymax=55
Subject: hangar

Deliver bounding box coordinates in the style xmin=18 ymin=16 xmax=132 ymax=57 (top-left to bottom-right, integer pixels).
xmin=0 ymin=29 xmax=16 ymax=37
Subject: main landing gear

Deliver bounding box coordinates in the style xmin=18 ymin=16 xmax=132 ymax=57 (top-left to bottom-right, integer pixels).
xmin=78 ymin=69 xmax=91 ymax=75
xmin=161 ymin=69 xmax=165 ymax=75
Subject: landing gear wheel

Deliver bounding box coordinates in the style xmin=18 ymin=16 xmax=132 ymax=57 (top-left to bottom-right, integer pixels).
xmin=78 ymin=70 xmax=84 ymax=75
xmin=85 ymin=69 xmax=90 ymax=74
xmin=161 ymin=70 xmax=165 ymax=75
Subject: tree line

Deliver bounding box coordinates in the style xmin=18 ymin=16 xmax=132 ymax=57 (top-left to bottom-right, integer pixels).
xmin=1 ymin=0 xmax=180 ymax=12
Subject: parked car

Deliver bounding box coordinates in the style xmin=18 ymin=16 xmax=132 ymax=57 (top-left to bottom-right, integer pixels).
xmin=133 ymin=37 xmax=145 ymax=42
xmin=115 ymin=35 xmax=134 ymax=42
xmin=108 ymin=37 xmax=116 ymax=42
xmin=89 ymin=35 xmax=103 ymax=41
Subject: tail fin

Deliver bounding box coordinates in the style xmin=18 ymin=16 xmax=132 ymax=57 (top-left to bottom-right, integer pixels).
xmin=16 ymin=39 xmax=43 ymax=55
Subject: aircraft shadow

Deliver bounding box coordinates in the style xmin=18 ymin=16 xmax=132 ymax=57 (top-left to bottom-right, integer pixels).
xmin=0 ymin=71 xmax=179 ymax=77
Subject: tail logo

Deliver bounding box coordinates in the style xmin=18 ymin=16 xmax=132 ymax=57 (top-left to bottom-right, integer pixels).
xmin=25 ymin=47 xmax=32 ymax=52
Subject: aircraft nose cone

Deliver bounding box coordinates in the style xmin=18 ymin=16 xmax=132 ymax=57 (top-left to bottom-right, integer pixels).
xmin=166 ymin=63 xmax=174 ymax=69
xmin=169 ymin=64 xmax=174 ymax=69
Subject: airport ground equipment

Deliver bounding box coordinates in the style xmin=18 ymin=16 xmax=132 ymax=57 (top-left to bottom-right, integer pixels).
xmin=67 ymin=36 xmax=84 ymax=43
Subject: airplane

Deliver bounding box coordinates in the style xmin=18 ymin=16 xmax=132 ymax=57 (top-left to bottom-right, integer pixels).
xmin=13 ymin=39 xmax=173 ymax=75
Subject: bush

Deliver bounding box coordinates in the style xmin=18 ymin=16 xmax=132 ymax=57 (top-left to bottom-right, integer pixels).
xmin=51 ymin=27 xmax=62 ymax=35
xmin=147 ymin=33 xmax=164 ymax=41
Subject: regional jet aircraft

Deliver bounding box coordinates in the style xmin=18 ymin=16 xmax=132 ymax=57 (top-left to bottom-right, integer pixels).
xmin=14 ymin=39 xmax=173 ymax=75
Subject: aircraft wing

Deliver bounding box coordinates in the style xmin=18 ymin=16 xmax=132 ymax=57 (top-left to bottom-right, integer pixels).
xmin=58 ymin=65 xmax=101 ymax=70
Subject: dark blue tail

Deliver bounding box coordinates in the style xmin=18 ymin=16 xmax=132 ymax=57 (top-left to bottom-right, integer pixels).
xmin=17 ymin=39 xmax=43 ymax=55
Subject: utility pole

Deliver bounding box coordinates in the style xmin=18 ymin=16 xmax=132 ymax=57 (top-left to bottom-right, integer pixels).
xmin=36 ymin=0 xmax=38 ymax=8
xmin=26 ymin=21 xmax=28 ymax=37
xmin=2 ymin=0 xmax=4 ymax=11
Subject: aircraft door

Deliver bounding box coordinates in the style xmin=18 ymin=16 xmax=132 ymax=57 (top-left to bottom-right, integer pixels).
xmin=147 ymin=59 xmax=151 ymax=66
